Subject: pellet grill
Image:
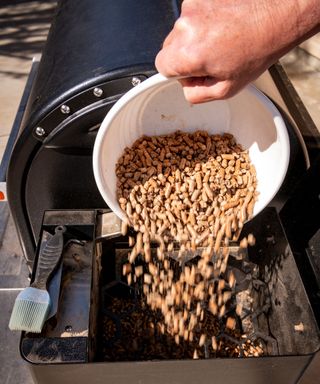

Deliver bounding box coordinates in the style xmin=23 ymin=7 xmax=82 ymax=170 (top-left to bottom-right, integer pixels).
xmin=2 ymin=0 xmax=320 ymax=383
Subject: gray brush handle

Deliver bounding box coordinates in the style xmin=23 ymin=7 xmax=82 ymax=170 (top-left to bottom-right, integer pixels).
xmin=32 ymin=226 xmax=66 ymax=290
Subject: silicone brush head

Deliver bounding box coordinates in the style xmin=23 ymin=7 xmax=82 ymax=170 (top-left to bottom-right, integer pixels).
xmin=9 ymin=287 xmax=50 ymax=333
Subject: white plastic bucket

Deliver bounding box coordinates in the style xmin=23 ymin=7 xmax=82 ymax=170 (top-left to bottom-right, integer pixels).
xmin=93 ymin=74 xmax=290 ymax=221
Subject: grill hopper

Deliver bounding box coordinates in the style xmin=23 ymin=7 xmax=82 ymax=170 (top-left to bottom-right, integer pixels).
xmin=19 ymin=208 xmax=320 ymax=384
xmin=101 ymin=249 xmax=269 ymax=361
xmin=97 ymin=208 xmax=319 ymax=362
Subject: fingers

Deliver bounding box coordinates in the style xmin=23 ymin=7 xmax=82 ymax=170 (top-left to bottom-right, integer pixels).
xmin=155 ymin=45 xmax=207 ymax=78
xmin=179 ymin=77 xmax=240 ymax=104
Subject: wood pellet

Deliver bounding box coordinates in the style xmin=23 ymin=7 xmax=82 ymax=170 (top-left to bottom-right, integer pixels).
xmin=102 ymin=297 xmax=264 ymax=361
xmin=115 ymin=130 xmax=260 ymax=357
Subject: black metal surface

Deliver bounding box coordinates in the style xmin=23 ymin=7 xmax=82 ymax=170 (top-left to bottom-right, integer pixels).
xmin=280 ymin=154 xmax=320 ymax=329
xmin=242 ymin=208 xmax=320 ymax=355
xmin=23 ymin=208 xmax=320 ymax=383
xmin=95 ymin=208 xmax=319 ymax=362
xmin=269 ymin=64 xmax=320 ymax=163
xmin=7 ymin=0 xmax=180 ymax=265
xmin=31 ymin=75 xmax=147 ymax=142
xmin=20 ymin=210 xmax=96 ymax=364
xmin=23 ymin=0 xmax=180 ymax=130
xmin=21 ymin=337 xmax=88 ymax=364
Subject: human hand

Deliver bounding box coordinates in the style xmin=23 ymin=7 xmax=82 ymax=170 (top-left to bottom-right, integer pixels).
xmin=155 ymin=0 xmax=320 ymax=103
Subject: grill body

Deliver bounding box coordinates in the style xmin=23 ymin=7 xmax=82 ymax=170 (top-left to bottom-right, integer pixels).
xmin=7 ymin=0 xmax=179 ymax=264
xmin=19 ymin=207 xmax=320 ymax=384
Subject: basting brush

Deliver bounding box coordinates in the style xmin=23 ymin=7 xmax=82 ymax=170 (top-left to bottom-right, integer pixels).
xmin=9 ymin=225 xmax=66 ymax=333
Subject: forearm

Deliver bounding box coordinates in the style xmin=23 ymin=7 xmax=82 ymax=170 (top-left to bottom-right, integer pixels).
xmin=260 ymin=0 xmax=320 ymax=62
xmin=293 ymin=0 xmax=320 ymax=41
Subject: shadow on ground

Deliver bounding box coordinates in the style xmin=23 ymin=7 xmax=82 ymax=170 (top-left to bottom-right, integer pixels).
xmin=0 ymin=0 xmax=57 ymax=78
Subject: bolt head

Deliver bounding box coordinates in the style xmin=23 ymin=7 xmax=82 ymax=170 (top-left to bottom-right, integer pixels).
xmin=93 ymin=87 xmax=103 ymax=97
xmin=65 ymin=325 xmax=73 ymax=332
xmin=35 ymin=126 xmax=46 ymax=137
xmin=131 ymin=77 xmax=141 ymax=87
xmin=61 ymin=104 xmax=71 ymax=114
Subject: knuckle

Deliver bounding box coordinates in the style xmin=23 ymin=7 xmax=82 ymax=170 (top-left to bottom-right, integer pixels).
xmin=180 ymin=46 xmax=205 ymax=74
xmin=174 ymin=17 xmax=188 ymax=32
xmin=211 ymin=82 xmax=235 ymax=100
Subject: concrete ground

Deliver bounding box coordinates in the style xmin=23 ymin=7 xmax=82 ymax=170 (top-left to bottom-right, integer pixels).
xmin=0 ymin=0 xmax=57 ymax=159
xmin=0 ymin=1 xmax=319 ymax=383
xmin=0 ymin=2 xmax=57 ymax=383
xmin=280 ymin=38 xmax=320 ymax=129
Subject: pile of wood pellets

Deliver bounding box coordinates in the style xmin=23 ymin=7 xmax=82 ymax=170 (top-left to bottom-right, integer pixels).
xmin=115 ymin=130 xmax=261 ymax=358
xmin=102 ymin=296 xmax=264 ymax=361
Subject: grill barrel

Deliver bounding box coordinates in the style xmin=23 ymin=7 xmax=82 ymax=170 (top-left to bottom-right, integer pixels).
xmin=7 ymin=0 xmax=180 ymax=263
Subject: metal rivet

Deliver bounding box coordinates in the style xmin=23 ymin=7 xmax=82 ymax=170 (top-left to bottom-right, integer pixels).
xmin=93 ymin=87 xmax=103 ymax=97
xmin=60 ymin=104 xmax=70 ymax=114
xmin=131 ymin=77 xmax=141 ymax=87
xmin=65 ymin=325 xmax=72 ymax=332
xmin=35 ymin=126 xmax=46 ymax=137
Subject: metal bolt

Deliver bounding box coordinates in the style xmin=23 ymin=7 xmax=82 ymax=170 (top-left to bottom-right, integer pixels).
xmin=93 ymin=87 xmax=103 ymax=97
xmin=60 ymin=104 xmax=71 ymax=114
xmin=266 ymin=235 xmax=275 ymax=244
xmin=35 ymin=126 xmax=46 ymax=137
xmin=131 ymin=77 xmax=141 ymax=87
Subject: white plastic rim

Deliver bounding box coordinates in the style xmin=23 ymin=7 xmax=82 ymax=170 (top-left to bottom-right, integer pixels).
xmin=93 ymin=73 xmax=290 ymax=222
